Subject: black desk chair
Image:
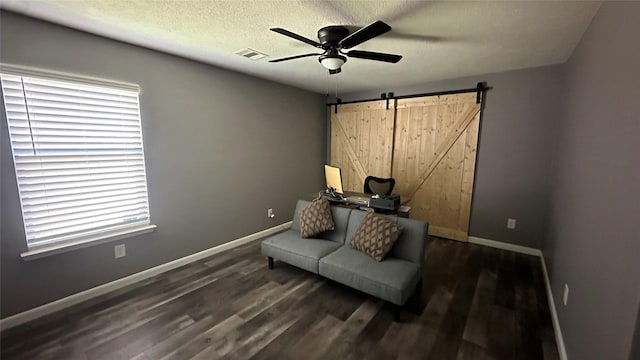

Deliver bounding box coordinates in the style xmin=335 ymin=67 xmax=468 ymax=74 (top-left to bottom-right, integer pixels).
xmin=364 ymin=176 xmax=396 ymax=196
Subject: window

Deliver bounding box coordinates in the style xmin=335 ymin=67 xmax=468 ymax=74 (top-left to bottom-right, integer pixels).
xmin=1 ymin=71 xmax=152 ymax=251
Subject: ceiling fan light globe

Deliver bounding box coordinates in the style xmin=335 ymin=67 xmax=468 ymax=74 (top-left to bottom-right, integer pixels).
xmin=320 ymin=56 xmax=346 ymax=70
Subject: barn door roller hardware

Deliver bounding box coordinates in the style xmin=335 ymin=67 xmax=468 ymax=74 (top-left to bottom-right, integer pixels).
xmin=326 ymin=83 xmax=491 ymax=108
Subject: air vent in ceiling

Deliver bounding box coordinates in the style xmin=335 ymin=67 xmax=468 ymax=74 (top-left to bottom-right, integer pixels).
xmin=234 ymin=48 xmax=268 ymax=61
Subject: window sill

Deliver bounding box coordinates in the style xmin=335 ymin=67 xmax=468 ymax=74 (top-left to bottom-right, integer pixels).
xmin=21 ymin=224 xmax=157 ymax=261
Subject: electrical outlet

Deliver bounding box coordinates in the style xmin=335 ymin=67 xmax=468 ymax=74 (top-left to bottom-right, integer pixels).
xmin=507 ymin=218 xmax=517 ymax=229
xmin=563 ymin=284 xmax=569 ymax=306
xmin=267 ymin=208 xmax=275 ymax=219
xmin=114 ymin=244 xmax=126 ymax=259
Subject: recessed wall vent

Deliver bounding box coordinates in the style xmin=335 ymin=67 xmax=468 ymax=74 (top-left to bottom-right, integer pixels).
xmin=234 ymin=48 xmax=268 ymax=60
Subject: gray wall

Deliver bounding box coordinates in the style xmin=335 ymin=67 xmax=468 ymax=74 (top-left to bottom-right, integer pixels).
xmin=544 ymin=2 xmax=640 ymax=360
xmin=0 ymin=12 xmax=326 ymax=318
xmin=337 ymin=65 xmax=565 ymax=249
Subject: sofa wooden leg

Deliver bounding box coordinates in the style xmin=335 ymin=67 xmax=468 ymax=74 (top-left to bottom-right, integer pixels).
xmin=268 ymin=256 xmax=274 ymax=270
xmin=392 ymin=304 xmax=401 ymax=322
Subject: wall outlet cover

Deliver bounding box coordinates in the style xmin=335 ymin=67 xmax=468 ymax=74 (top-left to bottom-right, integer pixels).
xmin=507 ymin=218 xmax=517 ymax=229
xmin=114 ymin=244 xmax=126 ymax=259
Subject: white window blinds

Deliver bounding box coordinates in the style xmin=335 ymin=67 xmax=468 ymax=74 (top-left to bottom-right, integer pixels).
xmin=1 ymin=73 xmax=151 ymax=248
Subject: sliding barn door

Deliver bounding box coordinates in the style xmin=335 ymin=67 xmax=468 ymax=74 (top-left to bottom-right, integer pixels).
xmin=330 ymin=101 xmax=395 ymax=192
xmin=393 ymin=93 xmax=481 ymax=241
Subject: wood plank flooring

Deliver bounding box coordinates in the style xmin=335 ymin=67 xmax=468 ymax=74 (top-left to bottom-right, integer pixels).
xmin=0 ymin=237 xmax=559 ymax=360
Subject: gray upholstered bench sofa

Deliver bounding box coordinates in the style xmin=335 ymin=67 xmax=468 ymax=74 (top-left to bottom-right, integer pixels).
xmin=261 ymin=200 xmax=428 ymax=320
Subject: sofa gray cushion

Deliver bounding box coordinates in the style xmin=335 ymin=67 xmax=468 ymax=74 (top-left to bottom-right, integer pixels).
xmin=390 ymin=217 xmax=428 ymax=265
xmin=261 ymin=229 xmax=342 ymax=274
xmin=319 ymin=246 xmax=421 ymax=305
xmin=345 ymin=208 xmax=369 ymax=241
xmin=292 ymin=200 xmax=351 ymax=244
xmin=290 ymin=200 xmax=307 ymax=232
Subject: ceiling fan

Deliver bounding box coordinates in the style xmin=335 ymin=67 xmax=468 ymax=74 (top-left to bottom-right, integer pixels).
xmin=269 ymin=20 xmax=402 ymax=74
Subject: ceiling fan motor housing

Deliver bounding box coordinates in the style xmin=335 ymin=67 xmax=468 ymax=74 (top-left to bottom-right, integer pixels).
xmin=317 ymin=26 xmax=350 ymax=48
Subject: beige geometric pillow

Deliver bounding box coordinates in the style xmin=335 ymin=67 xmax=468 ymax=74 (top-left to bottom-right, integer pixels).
xmin=300 ymin=198 xmax=335 ymax=238
xmin=351 ymin=211 xmax=403 ymax=262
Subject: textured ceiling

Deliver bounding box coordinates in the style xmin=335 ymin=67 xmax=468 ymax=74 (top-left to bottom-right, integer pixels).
xmin=1 ymin=0 xmax=601 ymax=94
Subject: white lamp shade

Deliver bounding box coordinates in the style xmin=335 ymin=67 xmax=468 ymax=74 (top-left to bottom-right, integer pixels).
xmin=320 ymin=57 xmax=345 ymax=70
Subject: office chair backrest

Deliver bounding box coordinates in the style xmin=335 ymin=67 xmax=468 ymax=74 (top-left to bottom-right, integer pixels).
xmin=364 ymin=176 xmax=396 ymax=196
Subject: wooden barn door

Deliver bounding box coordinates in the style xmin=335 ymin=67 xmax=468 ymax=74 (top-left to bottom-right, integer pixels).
xmin=330 ymin=100 xmax=395 ymax=192
xmin=393 ymin=93 xmax=481 ymax=241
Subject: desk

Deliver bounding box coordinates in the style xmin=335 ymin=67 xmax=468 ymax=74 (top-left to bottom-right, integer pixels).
xmin=321 ymin=191 xmax=411 ymax=218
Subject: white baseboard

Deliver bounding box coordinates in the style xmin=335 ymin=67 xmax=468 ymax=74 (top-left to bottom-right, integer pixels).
xmin=468 ymin=236 xmax=567 ymax=360
xmin=540 ymin=251 xmax=568 ymax=360
xmin=0 ymin=221 xmax=292 ymax=331
xmin=468 ymin=236 xmax=542 ymax=256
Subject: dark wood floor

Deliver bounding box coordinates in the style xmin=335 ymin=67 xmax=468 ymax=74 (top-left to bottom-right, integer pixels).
xmin=1 ymin=237 xmax=559 ymax=360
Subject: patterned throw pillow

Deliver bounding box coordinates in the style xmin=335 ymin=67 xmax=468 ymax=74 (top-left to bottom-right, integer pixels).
xmin=299 ymin=198 xmax=335 ymax=238
xmin=351 ymin=211 xmax=403 ymax=262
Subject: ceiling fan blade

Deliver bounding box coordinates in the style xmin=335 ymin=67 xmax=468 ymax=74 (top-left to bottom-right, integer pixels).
xmin=270 ymin=28 xmax=321 ymax=48
xmin=269 ymin=53 xmax=322 ymax=63
xmin=339 ymin=20 xmax=391 ymax=49
xmin=346 ymin=50 xmax=402 ymax=63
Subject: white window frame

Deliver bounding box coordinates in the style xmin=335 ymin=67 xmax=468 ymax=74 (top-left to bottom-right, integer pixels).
xmin=1 ymin=65 xmax=156 ymax=260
